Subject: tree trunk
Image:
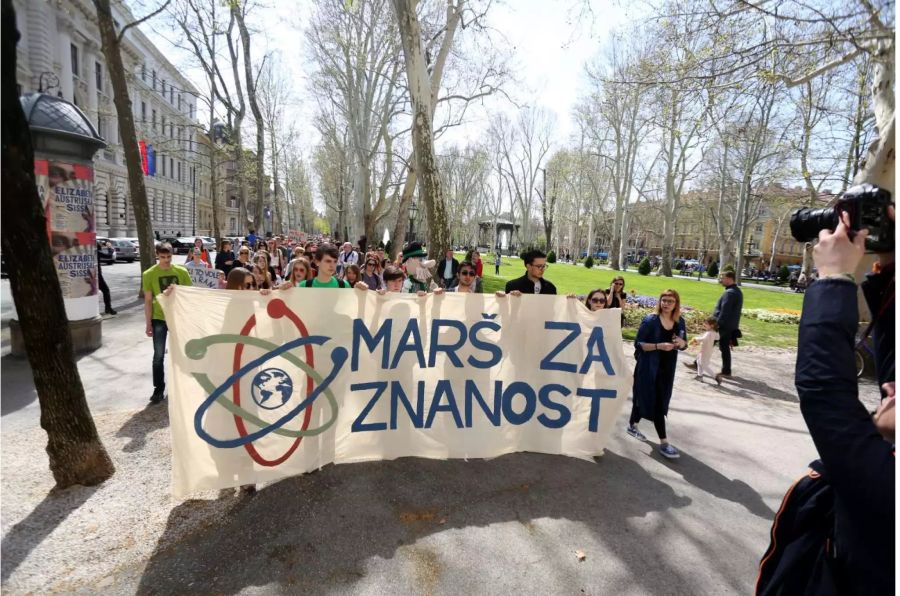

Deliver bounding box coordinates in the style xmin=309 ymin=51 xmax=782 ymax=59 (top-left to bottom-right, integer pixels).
xmin=390 ymin=166 xmax=417 ymax=251
xmin=2 ymin=0 xmax=114 ymax=488
xmin=856 ymin=40 xmax=895 ymax=194
xmin=232 ymin=5 xmax=266 ymax=234
xmin=93 ymin=0 xmax=154 ymax=272
xmin=392 ymin=0 xmax=451 ymax=258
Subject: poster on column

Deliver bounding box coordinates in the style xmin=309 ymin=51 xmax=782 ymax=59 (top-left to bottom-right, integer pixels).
xmin=35 ymin=159 xmax=97 ymax=299
xmin=160 ymin=288 xmax=633 ymax=496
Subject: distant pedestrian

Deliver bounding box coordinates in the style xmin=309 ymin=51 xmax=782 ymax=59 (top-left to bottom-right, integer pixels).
xmin=247 ymin=229 xmax=258 ymax=248
xmin=215 ymin=239 xmax=236 ymax=275
xmin=184 ymin=238 xmax=211 ymax=267
xmin=686 ymin=317 xmax=720 ymax=383
xmin=473 ymin=251 xmax=484 ymax=278
xmin=439 ymin=249 xmax=459 ymax=288
xmin=96 ymin=242 xmax=116 ymax=315
xmin=713 ymin=270 xmax=743 ymax=383
xmin=494 ymin=252 xmax=501 ymax=275
xmin=142 ymin=243 xmax=192 ymax=404
xmin=185 ymin=247 xmax=210 ymax=270
xmin=627 ymin=289 xmax=688 ymax=459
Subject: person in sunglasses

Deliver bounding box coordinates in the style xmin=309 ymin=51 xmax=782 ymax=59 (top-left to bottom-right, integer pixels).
xmin=360 ymin=257 xmax=383 ymax=291
xmin=584 ymin=289 xmax=609 ymax=311
xmin=500 ymin=249 xmax=556 ymax=296
xmin=446 ymin=261 xmax=480 ymax=293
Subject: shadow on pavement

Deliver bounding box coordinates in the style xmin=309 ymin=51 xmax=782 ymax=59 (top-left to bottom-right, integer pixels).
xmin=716 ymin=375 xmax=799 ymax=403
xmin=652 ymin=450 xmax=775 ymax=519
xmin=116 ymin=403 xmax=170 ymax=452
xmin=0 ymin=355 xmax=37 ymax=416
xmin=133 ymin=451 xmax=734 ymax=594
xmin=1 ymin=485 xmax=98 ymax=581
xmin=672 ymin=407 xmax=809 ymax=435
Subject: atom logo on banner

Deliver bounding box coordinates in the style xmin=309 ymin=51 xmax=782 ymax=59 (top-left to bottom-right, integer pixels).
xmin=185 ymin=299 xmax=347 ymax=466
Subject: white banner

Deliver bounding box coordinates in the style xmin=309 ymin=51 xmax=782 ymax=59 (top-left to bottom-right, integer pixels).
xmin=160 ymin=287 xmax=632 ymax=496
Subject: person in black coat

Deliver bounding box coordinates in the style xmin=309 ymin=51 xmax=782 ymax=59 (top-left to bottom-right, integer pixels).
xmin=502 ymin=249 xmax=557 ymax=295
xmin=215 ymin=239 xmax=236 ymax=276
xmin=439 ymin=249 xmax=459 ymax=289
xmin=712 ymin=270 xmax=742 ymax=380
xmin=757 ymin=213 xmax=894 ymax=595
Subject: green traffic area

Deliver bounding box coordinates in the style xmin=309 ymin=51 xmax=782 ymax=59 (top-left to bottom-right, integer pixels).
xmin=467 ymin=254 xmax=803 ymax=349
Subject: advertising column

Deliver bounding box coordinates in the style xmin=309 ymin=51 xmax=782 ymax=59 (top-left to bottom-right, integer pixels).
xmin=35 ymin=158 xmax=99 ymax=321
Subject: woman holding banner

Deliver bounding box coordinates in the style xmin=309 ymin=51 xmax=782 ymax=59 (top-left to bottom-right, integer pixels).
xmin=627 ymin=289 xmax=688 ymax=459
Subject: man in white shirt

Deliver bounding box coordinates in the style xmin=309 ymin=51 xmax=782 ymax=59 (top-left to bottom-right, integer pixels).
xmin=337 ymin=241 xmax=358 ymax=278
xmin=440 ymin=249 xmax=459 ymax=288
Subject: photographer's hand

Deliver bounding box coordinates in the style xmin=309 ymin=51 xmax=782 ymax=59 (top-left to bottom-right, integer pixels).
xmin=815 ymin=211 xmax=868 ymax=277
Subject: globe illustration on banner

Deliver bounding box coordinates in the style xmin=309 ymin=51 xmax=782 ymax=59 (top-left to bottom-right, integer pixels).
xmin=250 ymin=368 xmax=293 ymax=410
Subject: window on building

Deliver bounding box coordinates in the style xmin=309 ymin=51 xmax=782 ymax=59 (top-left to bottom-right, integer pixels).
xmin=170 ymin=86 xmax=174 ymax=102
xmin=95 ymin=61 xmax=102 ymax=91
xmin=230 ymin=196 xmax=237 ymax=208
xmin=170 ymin=158 xmax=174 ymax=178
xmin=97 ymin=115 xmax=105 ymax=139
xmin=152 ymin=69 xmax=157 ymax=90
xmin=70 ymin=44 xmax=79 ymax=78
xmin=161 ymin=154 xmax=166 ymax=176
xmin=163 ymin=80 xmax=167 ymax=97
xmin=177 ymin=161 xmax=182 ymax=182
xmin=141 ymin=64 xmax=146 ymax=81
xmin=230 ymin=217 xmax=236 ymax=232
xmin=756 ymin=223 xmax=764 ymax=232
xmin=161 ymin=116 xmax=166 ymax=137
xmin=141 ymin=101 xmax=146 ymax=122
xmin=177 ymin=94 xmax=182 ymax=110
xmin=189 ymin=104 xmax=194 ymax=119
xmin=152 ymin=109 xmax=157 ymax=131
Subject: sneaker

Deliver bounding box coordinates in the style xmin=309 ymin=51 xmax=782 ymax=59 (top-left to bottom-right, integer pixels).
xmin=715 ymin=374 xmax=723 ymax=386
xmin=659 ymin=444 xmax=680 ymax=459
xmin=105 ymin=308 xmax=118 ymax=315
xmin=149 ymin=389 xmax=164 ymax=404
xmin=626 ymin=425 xmax=648 ymax=442
xmin=683 ymin=361 xmax=698 ymax=371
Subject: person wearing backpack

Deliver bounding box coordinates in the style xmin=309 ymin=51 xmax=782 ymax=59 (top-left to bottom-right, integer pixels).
xmin=756 ymin=211 xmax=894 ymax=596
xmin=303 ymin=242 xmax=368 ymax=290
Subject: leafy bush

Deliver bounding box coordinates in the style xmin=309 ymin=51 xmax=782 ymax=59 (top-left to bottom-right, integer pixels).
xmin=707 ymin=261 xmax=719 ymax=277
xmin=547 ymin=250 xmax=557 ymax=263
xmin=584 ymin=255 xmax=594 ymax=269
xmin=778 ymin=265 xmax=790 ymax=282
xmin=623 ymin=305 xmax=709 ymax=335
xmin=638 ymin=257 xmax=651 ymax=275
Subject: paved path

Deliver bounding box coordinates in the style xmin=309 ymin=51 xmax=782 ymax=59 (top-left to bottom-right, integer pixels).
xmin=0 ymin=297 xmax=883 ymax=594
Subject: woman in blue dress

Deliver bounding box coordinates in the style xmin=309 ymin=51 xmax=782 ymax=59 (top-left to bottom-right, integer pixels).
xmin=626 ymin=289 xmax=688 ymax=459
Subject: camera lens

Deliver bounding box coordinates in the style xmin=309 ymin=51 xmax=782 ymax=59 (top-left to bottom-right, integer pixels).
xmin=790 ymin=207 xmax=839 ymax=243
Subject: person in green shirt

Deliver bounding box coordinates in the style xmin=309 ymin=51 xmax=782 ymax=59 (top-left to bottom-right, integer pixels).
xmin=301 ymin=243 xmax=369 ymax=290
xmin=143 ymin=242 xmax=192 ymax=404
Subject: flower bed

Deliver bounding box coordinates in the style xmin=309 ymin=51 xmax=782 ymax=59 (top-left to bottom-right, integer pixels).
xmin=743 ymin=309 xmax=801 ymax=324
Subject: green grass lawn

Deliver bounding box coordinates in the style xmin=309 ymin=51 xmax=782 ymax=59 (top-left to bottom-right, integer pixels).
xmin=469 ymin=255 xmax=801 ymax=349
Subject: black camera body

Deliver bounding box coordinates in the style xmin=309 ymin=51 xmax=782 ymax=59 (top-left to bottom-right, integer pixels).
xmin=790 ymin=184 xmax=894 ymax=253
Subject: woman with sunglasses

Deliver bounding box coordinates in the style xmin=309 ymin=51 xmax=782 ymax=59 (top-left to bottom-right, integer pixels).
xmin=278 ymin=257 xmax=312 ymax=289
xmin=608 ymin=276 xmax=628 ymax=309
xmin=627 ymin=289 xmax=688 ymax=459
xmin=584 ymin=289 xmax=609 ymax=311
xmin=360 ymin=256 xmax=383 ymax=290
xmin=236 ymin=246 xmax=252 ymax=269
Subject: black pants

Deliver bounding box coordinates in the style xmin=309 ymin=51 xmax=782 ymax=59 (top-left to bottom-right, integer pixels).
xmin=719 ymin=329 xmax=733 ymax=374
xmin=629 ymin=368 xmax=669 ymax=440
xmin=98 ymin=266 xmax=112 ymax=311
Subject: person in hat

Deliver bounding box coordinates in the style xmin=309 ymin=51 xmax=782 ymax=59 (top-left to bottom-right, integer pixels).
xmin=401 ymin=242 xmax=439 ymax=294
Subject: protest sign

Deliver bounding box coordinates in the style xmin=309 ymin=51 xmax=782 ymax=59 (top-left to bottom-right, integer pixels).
xmin=188 ymin=267 xmax=223 ymax=289
xmin=160 ymin=287 xmax=632 ymax=495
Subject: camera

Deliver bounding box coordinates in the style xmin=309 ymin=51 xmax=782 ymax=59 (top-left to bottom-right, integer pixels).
xmin=790 ymin=184 xmax=894 ymax=253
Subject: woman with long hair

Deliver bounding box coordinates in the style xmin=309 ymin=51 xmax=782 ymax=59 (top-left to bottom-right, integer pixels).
xmin=584 ymin=289 xmax=609 ymax=311
xmin=626 ymin=289 xmax=688 ymax=459
xmin=185 ymin=237 xmax=212 ymax=267
xmin=608 ymin=275 xmax=628 ymax=309
xmin=344 ymin=263 xmax=361 ymax=286
xmin=279 ymin=257 xmax=312 ymax=289
xmin=360 ymin=255 xmax=383 ymax=290
xmin=251 ymin=250 xmax=273 ymax=290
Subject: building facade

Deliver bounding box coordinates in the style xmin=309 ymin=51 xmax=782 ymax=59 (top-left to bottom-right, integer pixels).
xmin=13 ymin=0 xmax=211 ymax=239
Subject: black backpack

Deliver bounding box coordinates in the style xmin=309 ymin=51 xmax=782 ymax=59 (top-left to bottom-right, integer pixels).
xmin=756 ymin=460 xmax=838 ymax=596
xmin=303 ymin=278 xmax=346 ymax=288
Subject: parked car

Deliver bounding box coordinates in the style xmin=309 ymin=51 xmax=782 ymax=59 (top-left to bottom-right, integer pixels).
xmin=200 ymin=236 xmax=216 ymax=252
xmin=97 ymin=237 xmax=115 ymax=265
xmin=119 ymin=237 xmax=140 ymax=252
xmin=110 ymin=239 xmax=137 ymax=262
xmin=161 ymin=237 xmax=194 ymax=254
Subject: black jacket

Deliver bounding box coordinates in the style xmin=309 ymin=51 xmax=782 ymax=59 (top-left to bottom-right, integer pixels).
xmin=439 ymin=257 xmax=459 ymax=280
xmin=712 ymin=284 xmax=743 ymax=331
xmin=505 ymin=274 xmax=557 ymax=295
xmin=793 ymin=278 xmax=894 ymax=594
xmin=860 ymin=263 xmax=894 ymax=386
xmin=215 ymin=250 xmax=236 ymax=275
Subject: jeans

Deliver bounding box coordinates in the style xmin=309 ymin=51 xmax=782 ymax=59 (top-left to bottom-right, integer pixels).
xmin=151 ymin=319 xmax=168 ymax=392
xmin=98 ymin=267 xmax=112 ymax=311
xmin=719 ymin=328 xmax=733 ymax=374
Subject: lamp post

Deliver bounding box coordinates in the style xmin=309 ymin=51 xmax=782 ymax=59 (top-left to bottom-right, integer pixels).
xmin=408 ymin=200 xmax=418 ymax=243
xmin=191 ymin=165 xmax=196 ymax=236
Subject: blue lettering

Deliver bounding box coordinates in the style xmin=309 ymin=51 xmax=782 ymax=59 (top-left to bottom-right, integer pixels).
xmin=467 ymin=320 xmax=502 ymax=368
xmin=576 ymin=388 xmax=617 ymax=432
xmin=390 ymin=381 xmax=424 ymax=429
xmin=428 ymin=319 xmax=467 ymax=368
xmin=579 ymin=326 xmax=615 ymax=375
xmin=537 ymin=384 xmax=572 ymax=428
xmin=390 ymin=319 xmax=426 ymax=369
xmin=351 ymin=382 xmax=388 ymax=432
xmin=540 ymin=322 xmax=581 ymax=372
xmin=425 ymin=380 xmax=464 ymax=428
xmin=352 ymin=318 xmax=392 ymax=372
xmin=502 ymin=381 xmax=536 ymax=425
xmin=464 ymin=380 xmax=502 ymax=427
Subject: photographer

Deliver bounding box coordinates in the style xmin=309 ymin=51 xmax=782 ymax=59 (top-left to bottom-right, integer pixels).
xmin=757 ymin=208 xmax=894 ymax=595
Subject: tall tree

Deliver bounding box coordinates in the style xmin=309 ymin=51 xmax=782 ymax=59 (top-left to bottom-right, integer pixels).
xmin=93 ymin=0 xmax=171 ymax=273
xmin=2 ymin=0 xmax=114 ymax=487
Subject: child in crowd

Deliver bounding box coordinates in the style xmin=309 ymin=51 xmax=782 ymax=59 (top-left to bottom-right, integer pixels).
xmin=689 ymin=316 xmax=720 ymax=384
xmin=379 ymin=265 xmax=406 ymax=294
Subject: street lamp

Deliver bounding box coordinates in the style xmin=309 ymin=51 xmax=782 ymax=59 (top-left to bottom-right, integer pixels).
xmin=408 ymin=200 xmax=418 ymax=243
